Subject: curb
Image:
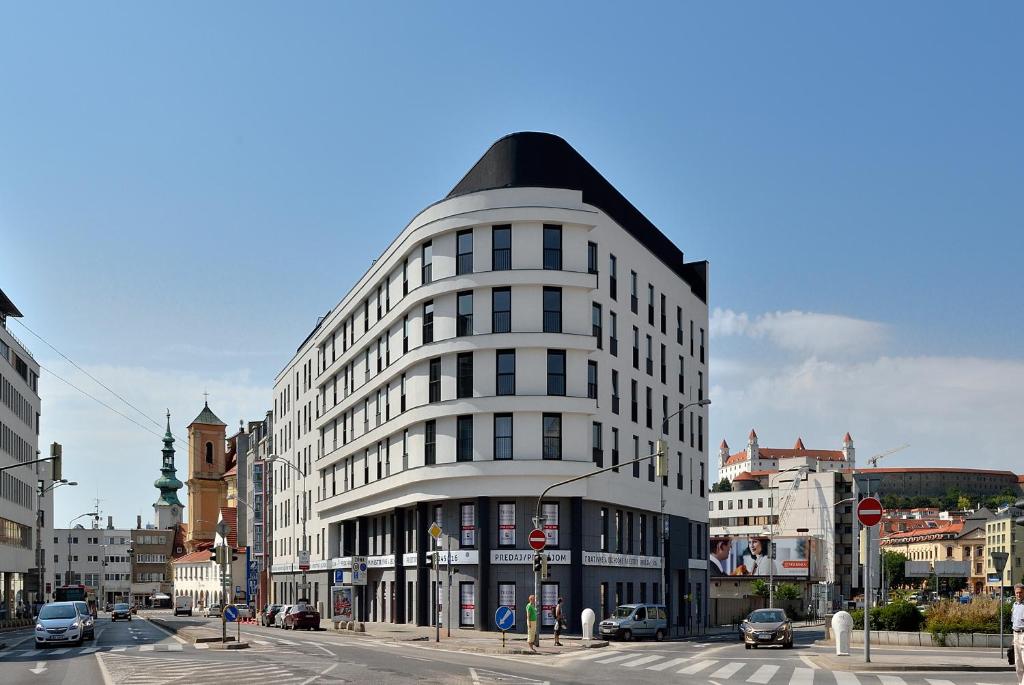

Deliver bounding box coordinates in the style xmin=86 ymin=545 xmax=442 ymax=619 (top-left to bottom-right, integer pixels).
xmin=808 ymin=656 xmax=1014 ymax=673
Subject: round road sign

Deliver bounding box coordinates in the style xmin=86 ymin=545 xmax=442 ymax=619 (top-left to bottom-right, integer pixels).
xmin=224 ymin=604 xmax=238 ymax=622
xmin=528 ymin=528 xmax=547 ymax=551
xmin=495 ymin=605 xmax=515 ymax=631
xmin=857 ymin=496 xmax=883 ymax=527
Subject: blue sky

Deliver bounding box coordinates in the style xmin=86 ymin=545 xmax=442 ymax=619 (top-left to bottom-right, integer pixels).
xmin=1 ymin=2 xmax=1021 ymax=529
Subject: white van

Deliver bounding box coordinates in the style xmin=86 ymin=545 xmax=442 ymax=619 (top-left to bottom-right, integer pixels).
xmin=174 ymin=595 xmax=193 ymax=617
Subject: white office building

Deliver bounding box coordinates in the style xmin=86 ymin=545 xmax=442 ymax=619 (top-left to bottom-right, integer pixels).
xmin=52 ymin=520 xmax=133 ymax=605
xmin=270 ymin=133 xmax=711 ymax=634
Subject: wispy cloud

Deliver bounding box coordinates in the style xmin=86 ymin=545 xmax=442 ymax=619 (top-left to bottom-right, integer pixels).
xmin=711 ymin=308 xmax=886 ymax=356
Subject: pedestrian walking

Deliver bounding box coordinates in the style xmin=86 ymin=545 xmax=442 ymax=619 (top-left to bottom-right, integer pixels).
xmin=1011 ymin=583 xmax=1024 ymax=683
xmin=553 ymin=597 xmax=565 ymax=646
xmin=526 ymin=594 xmax=538 ymax=652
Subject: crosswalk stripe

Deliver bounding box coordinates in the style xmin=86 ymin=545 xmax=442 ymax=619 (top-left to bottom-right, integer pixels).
xmin=19 ymin=650 xmax=39 ymax=657
xmin=594 ymin=653 xmax=638 ymax=664
xmin=620 ymin=655 xmax=663 ymax=668
xmin=164 ymin=644 xmax=183 ymax=651
xmin=194 ymin=643 xmax=209 ymax=649
xmin=877 ymin=677 xmax=907 ymax=685
xmin=110 ymin=647 xmax=126 ymax=652
xmin=747 ymin=664 xmax=778 ymax=684
xmin=789 ymin=667 xmax=814 ymax=685
xmin=710 ymin=662 xmax=745 ymax=679
xmin=139 ymin=645 xmax=154 ymax=652
xmin=80 ymin=647 xmax=100 ymax=654
xmin=275 ymin=639 xmax=298 ymax=645
xmin=49 ymin=648 xmax=70 ymax=655
xmin=646 ymin=657 xmax=690 ymax=671
xmin=253 ymin=640 xmax=270 ymax=645
xmin=564 ymin=650 xmax=610 ymax=661
xmin=678 ymin=659 xmax=717 ymax=675
xmin=833 ymin=673 xmax=861 ymax=685
xmin=924 ymin=681 xmax=956 ymax=685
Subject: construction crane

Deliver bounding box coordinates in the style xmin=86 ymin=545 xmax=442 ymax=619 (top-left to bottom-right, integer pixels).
xmin=867 ymin=443 xmax=909 ymax=468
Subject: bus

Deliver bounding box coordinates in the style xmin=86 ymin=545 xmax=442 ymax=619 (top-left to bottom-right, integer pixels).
xmin=54 ymin=584 xmax=97 ymax=615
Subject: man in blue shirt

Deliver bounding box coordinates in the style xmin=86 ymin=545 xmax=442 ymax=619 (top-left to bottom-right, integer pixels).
xmin=1012 ymin=583 xmax=1024 ymax=683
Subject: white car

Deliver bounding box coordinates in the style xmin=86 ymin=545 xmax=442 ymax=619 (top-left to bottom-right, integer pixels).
xmin=231 ymin=604 xmax=252 ymax=619
xmin=202 ymin=604 xmax=222 ymax=618
xmin=273 ymin=605 xmax=292 ymax=627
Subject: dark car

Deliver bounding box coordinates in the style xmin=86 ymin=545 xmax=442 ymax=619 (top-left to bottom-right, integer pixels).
xmin=740 ymin=608 xmax=793 ymax=649
xmin=111 ymin=603 xmax=132 ymax=621
xmin=262 ymin=604 xmax=283 ymax=627
xmin=282 ymin=603 xmax=320 ymax=630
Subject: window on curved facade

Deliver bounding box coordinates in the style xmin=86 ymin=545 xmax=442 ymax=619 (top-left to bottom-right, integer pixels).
xmin=456 ymin=230 xmax=473 ymax=275
xmin=542 ymin=413 xmax=562 ymax=460
xmin=546 ymin=350 xmax=566 ymax=396
xmin=543 ymin=287 xmax=562 ymax=333
xmin=542 ymin=225 xmax=562 ymax=270
xmin=491 ymin=288 xmax=511 ymax=333
xmin=496 ymin=350 xmax=515 ymax=396
xmin=494 ymin=414 xmax=513 ymax=460
xmin=492 ymin=225 xmax=511 ymax=271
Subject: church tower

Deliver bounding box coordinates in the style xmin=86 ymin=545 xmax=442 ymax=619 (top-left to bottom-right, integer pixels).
xmin=153 ymin=411 xmax=184 ymax=529
xmin=185 ymin=400 xmax=227 ymax=552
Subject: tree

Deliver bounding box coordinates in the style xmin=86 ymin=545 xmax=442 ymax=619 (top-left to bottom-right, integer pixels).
xmin=751 ymin=579 xmax=770 ymax=599
xmin=956 ymin=495 xmax=972 ymax=511
xmin=882 ymin=550 xmax=908 ymax=589
xmin=775 ymin=583 xmax=801 ymax=601
xmin=711 ymin=477 xmax=732 ymax=493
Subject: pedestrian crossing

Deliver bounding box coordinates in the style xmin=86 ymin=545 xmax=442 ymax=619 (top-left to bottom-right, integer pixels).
xmin=0 ymin=640 xmax=270 ymax=660
xmin=555 ymin=650 xmax=1014 ymax=684
xmin=98 ymin=653 xmax=313 ymax=685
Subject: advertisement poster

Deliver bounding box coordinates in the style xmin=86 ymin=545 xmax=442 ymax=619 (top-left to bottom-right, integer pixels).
xmin=331 ymin=586 xmax=353 ymax=622
xmin=459 ymin=582 xmax=475 ymax=627
xmin=541 ymin=582 xmax=559 ymax=627
xmin=709 ymin=536 xmax=810 ymax=577
xmin=498 ymin=503 xmax=516 ymax=546
xmin=461 ymin=504 xmax=476 ymax=547
xmin=542 ymin=503 xmax=559 ymax=547
xmin=498 ymin=582 xmax=516 ymax=610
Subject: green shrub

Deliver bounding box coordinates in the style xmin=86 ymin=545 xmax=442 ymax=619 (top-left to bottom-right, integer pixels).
xmin=925 ymin=597 xmax=1009 ymax=640
xmin=878 ymin=601 xmax=924 ymax=631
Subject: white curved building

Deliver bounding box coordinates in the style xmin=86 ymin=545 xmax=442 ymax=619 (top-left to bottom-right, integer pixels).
xmin=270 ymin=133 xmax=711 ymax=635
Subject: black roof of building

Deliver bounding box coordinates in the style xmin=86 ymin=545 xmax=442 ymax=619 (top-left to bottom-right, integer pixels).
xmin=447 ymin=132 xmax=707 ymax=303
xmin=0 ymin=287 xmax=24 ymax=318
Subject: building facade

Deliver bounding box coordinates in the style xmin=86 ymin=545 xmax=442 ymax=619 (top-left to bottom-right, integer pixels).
xmin=269 ymin=132 xmax=711 ymax=634
xmin=130 ymin=526 xmax=174 ymax=606
xmin=184 ymin=403 xmax=229 ymax=552
xmin=1 ymin=287 xmax=47 ymax=616
xmin=718 ymin=431 xmax=855 ymax=483
xmin=52 ymin=520 xmax=132 ymax=605
xmin=244 ymin=412 xmax=273 ymax=610
xmin=984 ymin=509 xmax=1024 ymax=593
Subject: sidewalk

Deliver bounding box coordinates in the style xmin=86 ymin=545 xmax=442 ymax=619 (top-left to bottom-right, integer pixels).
xmin=809 ymin=650 xmax=1014 ymax=673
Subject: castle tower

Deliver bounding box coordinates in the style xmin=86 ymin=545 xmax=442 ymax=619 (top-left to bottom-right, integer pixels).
xmin=153 ymin=411 xmax=184 ymax=529
xmin=184 ymin=400 xmax=227 ymax=552
xmin=842 ymin=432 xmax=855 ymax=468
xmin=718 ymin=440 xmax=730 ymax=471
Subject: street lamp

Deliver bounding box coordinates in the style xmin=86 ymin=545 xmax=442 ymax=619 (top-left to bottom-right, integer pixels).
xmin=35 ymin=480 xmax=77 ymax=606
xmin=267 ymin=455 xmax=308 ymax=605
xmin=67 ymin=511 xmax=99 ymax=586
xmin=659 ymin=398 xmax=711 ymax=633
xmin=767 ymin=465 xmax=809 ymax=608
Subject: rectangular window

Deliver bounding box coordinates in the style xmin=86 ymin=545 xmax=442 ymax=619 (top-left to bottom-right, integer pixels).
xmin=429 ymin=358 xmax=441 ymax=403
xmin=609 ymin=311 xmax=618 ymax=356
xmin=662 ymin=395 xmax=669 ymax=436
xmin=592 ymin=421 xmax=603 ymax=467
xmin=627 ymin=512 xmax=634 ymax=554
xmin=542 ymin=287 xmax=562 ymax=333
xmin=630 ymin=271 xmax=638 ymax=314
xmin=421 ymin=241 xmax=433 ymax=285
xmin=646 ymin=387 xmax=653 ymax=428
xmin=425 ymin=420 xmax=436 ymax=465
xmin=633 ymin=435 xmax=640 ymax=478
xmin=660 ymin=344 xmax=666 ymax=384
xmin=632 ymin=326 xmax=640 ymax=369
xmin=645 ymin=335 xmax=653 ymax=376
xmin=592 ymin=303 xmax=602 ymax=348
xmin=543 ymin=224 xmax=562 ymax=270
xmin=422 ymin=301 xmax=434 ymax=344
xmin=460 ymin=503 xmax=476 ymax=549
xmin=401 ymin=373 xmax=407 ymax=412
xmin=402 ymin=315 xmax=409 ymax=354
xmin=494 ymin=413 xmax=513 ymax=460
xmin=611 ymin=427 xmax=619 ymax=472
xmin=456 ymin=352 xmax=473 ymax=399
xmin=457 ymin=291 xmax=473 ymax=336
xmin=639 ymin=515 xmax=647 ymax=556
xmin=647 ymin=285 xmax=655 ymax=325
xmin=678 ymin=356 xmax=685 ymax=393
xmin=587 ymin=241 xmax=598 ymax=274
xmin=377 ymin=286 xmax=382 ymax=320
xmin=546 ymin=350 xmax=566 ymax=396
xmin=690 ymin=320 xmax=695 ymax=356
xmin=648 ymin=440 xmax=655 ymax=481
xmin=491 ymin=287 xmax=511 ymax=333
xmin=698 ymin=370 xmax=704 ymax=401
xmin=611 ymin=370 xmax=620 ymax=414
xmin=698 ymin=415 xmax=704 ymax=453
xmin=456 ymin=229 xmax=473 ymax=275
xmin=542 ymin=413 xmax=562 ymax=460
xmin=364 ymin=299 xmax=369 ymax=333
xmin=615 ymin=510 xmax=623 ymax=553
xmin=492 ymin=225 xmax=511 ymax=271
xmin=676 ymin=306 xmax=683 ymax=344
xmin=700 ymin=328 xmax=706 ymax=364
xmin=631 ymin=379 xmax=638 ymax=422
xmin=609 ymin=254 xmax=617 ymax=299
xmin=587 ymin=360 xmax=598 ymax=400
xmin=496 ymin=349 xmax=515 ymax=395
xmin=660 ymin=293 xmax=666 ymax=334
xmin=498 ymin=503 xmax=515 ymax=546
xmin=456 ymin=415 xmax=474 ymax=462
xmin=600 ymin=508 xmax=609 ymax=552
xmin=402 ymin=259 xmax=409 ymax=296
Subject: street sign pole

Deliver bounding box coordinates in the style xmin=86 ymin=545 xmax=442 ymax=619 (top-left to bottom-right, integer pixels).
xmin=856 ymin=495 xmax=883 ymax=664
xmin=428 ymin=522 xmax=442 ymax=643
xmin=993 ymin=551 xmax=1009 ymax=658
xmin=530 ymin=522 xmax=546 ymax=649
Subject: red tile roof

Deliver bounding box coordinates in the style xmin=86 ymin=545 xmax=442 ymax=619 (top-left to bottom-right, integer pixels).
xmin=219 ymin=507 xmax=238 ymax=549
xmin=793 ymin=438 xmax=805 ymax=450
xmin=173 ymin=550 xmax=214 ymax=564
xmin=724 ymin=447 xmax=846 ymax=466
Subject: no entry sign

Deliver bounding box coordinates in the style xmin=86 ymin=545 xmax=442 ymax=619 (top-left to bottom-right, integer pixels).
xmin=857 ymin=496 xmax=883 ymax=527
xmin=528 ymin=528 xmax=547 ymax=551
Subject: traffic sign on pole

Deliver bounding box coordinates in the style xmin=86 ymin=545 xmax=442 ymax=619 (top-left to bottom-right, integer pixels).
xmin=224 ymin=605 xmax=238 ymax=622
xmin=528 ymin=528 xmax=547 ymax=551
xmin=857 ymin=497 xmax=883 ymax=527
xmin=495 ymin=605 xmax=515 ymax=631
xmin=298 ymin=550 xmax=310 ymax=572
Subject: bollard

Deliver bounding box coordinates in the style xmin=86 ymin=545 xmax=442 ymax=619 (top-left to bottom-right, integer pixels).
xmin=832 ymin=611 xmax=853 ymax=656
xmin=581 ymin=608 xmax=596 ymax=646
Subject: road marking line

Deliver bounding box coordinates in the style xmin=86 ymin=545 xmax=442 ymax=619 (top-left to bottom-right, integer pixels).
xmin=564 ymin=650 xmax=613 ymax=660
xmin=275 ymin=638 xmax=298 ymax=645
xmin=678 ymin=659 xmax=718 ymax=674
xmin=620 ymin=655 xmax=663 ymax=668
xmin=923 ymin=681 xmax=956 ymax=685
xmin=194 ymin=643 xmax=209 ymax=649
xmin=95 ymin=653 xmax=114 ymax=685
xmin=789 ymin=667 xmax=814 ymax=685
xmin=800 ymin=654 xmax=820 ymax=670
xmin=646 ymin=657 xmax=691 ymax=671
xmin=594 ymin=653 xmax=639 ymax=664
xmin=110 ymin=647 xmax=126 ymax=652
xmin=139 ymin=645 xmax=154 ymax=651
xmin=49 ymin=648 xmax=70 ymax=655
xmin=710 ymin=662 xmax=744 ymax=678
xmin=165 ymin=644 xmax=183 ymax=651
xmin=833 ymin=673 xmax=861 ymax=685
xmin=877 ymin=677 xmax=907 ymax=685
xmin=80 ymin=647 xmax=100 ymax=654
xmin=300 ymin=662 xmax=338 ymax=685
xmin=253 ymin=640 xmax=270 ymax=645
xmin=746 ymin=664 xmax=779 ymax=683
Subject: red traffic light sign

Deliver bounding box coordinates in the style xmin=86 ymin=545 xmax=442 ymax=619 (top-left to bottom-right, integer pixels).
xmin=857 ymin=496 xmax=883 ymax=527
xmin=528 ymin=528 xmax=547 ymax=551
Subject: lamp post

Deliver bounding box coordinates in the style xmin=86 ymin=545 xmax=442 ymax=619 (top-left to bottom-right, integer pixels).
xmin=67 ymin=511 xmax=99 ymax=586
xmin=36 ymin=480 xmax=75 ymax=607
xmin=268 ymin=455 xmax=307 ymax=605
xmin=767 ymin=466 xmax=808 ymax=608
xmin=659 ymin=398 xmax=711 ymax=634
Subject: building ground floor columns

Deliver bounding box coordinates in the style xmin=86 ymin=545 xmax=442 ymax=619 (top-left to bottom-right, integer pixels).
xmin=283 ymin=495 xmax=709 ymax=634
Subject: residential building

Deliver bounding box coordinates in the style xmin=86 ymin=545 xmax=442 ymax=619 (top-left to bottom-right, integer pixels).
xmin=51 ymin=518 xmax=132 ymax=605
xmin=984 ymin=508 xmax=1024 ymax=594
xmin=270 ymin=132 xmax=711 ymax=634
xmin=243 ymin=412 xmax=273 ymax=611
xmin=882 ymin=510 xmax=990 ymax=595
xmin=172 ymin=506 xmax=246 ymax=608
xmin=130 ymin=523 xmax=174 ymax=606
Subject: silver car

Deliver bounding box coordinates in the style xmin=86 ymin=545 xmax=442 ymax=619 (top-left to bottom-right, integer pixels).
xmin=741 ymin=608 xmax=793 ymax=649
xmin=35 ymin=602 xmax=86 ymax=648
xmin=274 ymin=604 xmax=292 ymax=628
xmin=73 ymin=601 xmax=95 ymax=640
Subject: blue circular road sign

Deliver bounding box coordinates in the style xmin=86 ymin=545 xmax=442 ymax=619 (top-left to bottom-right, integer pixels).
xmin=495 ymin=605 xmax=515 ymax=631
xmin=224 ymin=605 xmax=238 ymax=622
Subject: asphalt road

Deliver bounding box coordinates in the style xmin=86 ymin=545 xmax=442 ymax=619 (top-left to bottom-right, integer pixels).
xmin=2 ymin=614 xmax=1021 ymax=685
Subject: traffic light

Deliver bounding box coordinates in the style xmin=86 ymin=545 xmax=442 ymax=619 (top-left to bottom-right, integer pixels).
xmin=50 ymin=443 xmax=62 ymax=481
xmin=209 ymin=549 xmax=219 ymax=563
xmin=540 ymin=553 xmax=550 ymax=579
xmin=533 ymin=554 xmax=541 ymax=574
xmin=655 ymin=439 xmax=668 ymax=478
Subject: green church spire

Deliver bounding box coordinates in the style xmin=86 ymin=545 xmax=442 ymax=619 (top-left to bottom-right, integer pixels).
xmin=154 ymin=410 xmax=184 ymax=507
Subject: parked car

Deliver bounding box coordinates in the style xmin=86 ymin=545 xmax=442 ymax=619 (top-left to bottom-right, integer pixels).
xmin=202 ymin=604 xmax=222 ymax=618
xmin=282 ymin=603 xmax=320 ymax=630
xmin=599 ymin=604 xmax=668 ymax=641
xmin=273 ymin=605 xmax=293 ymax=628
xmin=740 ymin=608 xmax=793 ymax=649
xmin=111 ymin=603 xmax=132 ymax=621
xmin=174 ymin=596 xmax=193 ymax=617
xmin=72 ymin=602 xmax=96 ymax=640
xmin=34 ymin=602 xmax=86 ymax=648
xmin=231 ymin=604 xmax=252 ymax=619
xmin=262 ymin=604 xmax=283 ymax=627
